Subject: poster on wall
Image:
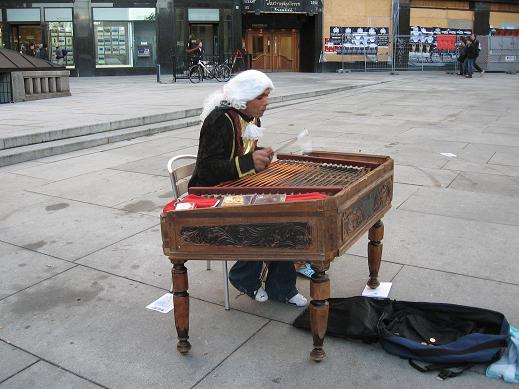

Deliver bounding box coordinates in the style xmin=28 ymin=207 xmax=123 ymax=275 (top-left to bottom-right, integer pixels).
xmin=328 ymin=26 xmax=389 ymax=55
xmin=408 ymin=26 xmax=471 ymax=65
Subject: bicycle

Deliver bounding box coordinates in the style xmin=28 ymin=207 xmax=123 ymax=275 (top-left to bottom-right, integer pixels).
xmin=188 ymin=59 xmax=231 ymax=83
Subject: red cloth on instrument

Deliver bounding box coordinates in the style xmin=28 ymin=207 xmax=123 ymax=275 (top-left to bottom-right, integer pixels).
xmin=162 ymin=194 xmax=220 ymax=214
xmin=285 ymin=192 xmax=329 ymax=202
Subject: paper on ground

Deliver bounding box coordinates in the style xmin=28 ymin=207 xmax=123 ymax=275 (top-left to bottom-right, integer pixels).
xmin=146 ymin=292 xmax=173 ymax=313
xmin=362 ymin=282 xmax=392 ymax=298
xmin=440 ymin=153 xmax=457 ymax=158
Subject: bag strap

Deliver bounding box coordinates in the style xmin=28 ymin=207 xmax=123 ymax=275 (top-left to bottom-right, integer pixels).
xmin=408 ymin=359 xmax=474 ymax=380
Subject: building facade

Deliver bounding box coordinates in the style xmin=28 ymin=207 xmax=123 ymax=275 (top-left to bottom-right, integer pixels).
xmin=0 ymin=0 xmax=518 ymax=76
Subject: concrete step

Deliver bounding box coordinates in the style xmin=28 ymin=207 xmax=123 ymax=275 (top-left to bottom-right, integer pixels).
xmin=0 ymin=82 xmax=384 ymax=167
xmin=0 ymin=117 xmax=200 ymax=167
xmin=1 ymin=82 xmax=377 ymax=151
xmin=0 ymin=108 xmax=202 ymax=150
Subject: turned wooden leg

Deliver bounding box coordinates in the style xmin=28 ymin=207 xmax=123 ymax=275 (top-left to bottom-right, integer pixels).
xmin=367 ymin=220 xmax=384 ymax=289
xmin=309 ymin=267 xmax=330 ymax=362
xmin=172 ymin=260 xmax=191 ymax=354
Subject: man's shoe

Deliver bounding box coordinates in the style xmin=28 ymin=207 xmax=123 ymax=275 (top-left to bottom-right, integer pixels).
xmin=480 ymin=70 xmax=485 ymax=77
xmin=254 ymin=287 xmax=268 ymax=302
xmin=288 ymin=293 xmax=308 ymax=307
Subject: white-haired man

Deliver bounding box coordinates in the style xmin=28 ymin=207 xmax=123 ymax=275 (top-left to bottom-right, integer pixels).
xmin=189 ymin=70 xmax=307 ymax=307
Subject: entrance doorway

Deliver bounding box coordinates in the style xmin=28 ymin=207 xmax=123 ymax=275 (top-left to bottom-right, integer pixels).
xmin=245 ymin=29 xmax=299 ymax=72
xmin=10 ymin=25 xmax=42 ymax=53
xmin=190 ymin=24 xmax=217 ymax=56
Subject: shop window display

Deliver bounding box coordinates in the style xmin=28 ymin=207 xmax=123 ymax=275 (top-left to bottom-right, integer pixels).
xmin=48 ymin=22 xmax=74 ymax=66
xmin=94 ymin=21 xmax=130 ymax=66
xmin=92 ymin=8 xmax=155 ymax=68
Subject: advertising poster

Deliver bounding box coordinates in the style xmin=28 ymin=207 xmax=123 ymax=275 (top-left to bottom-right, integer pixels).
xmin=408 ymin=26 xmax=472 ymax=65
xmin=328 ymin=26 xmax=389 ymax=55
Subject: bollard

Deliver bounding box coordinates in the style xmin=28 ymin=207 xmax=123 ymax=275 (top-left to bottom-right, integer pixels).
xmin=156 ymin=64 xmax=160 ymax=83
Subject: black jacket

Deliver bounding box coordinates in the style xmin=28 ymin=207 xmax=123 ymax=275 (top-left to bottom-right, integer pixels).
xmin=465 ymin=43 xmax=477 ymax=59
xmin=189 ymin=107 xmax=259 ymax=188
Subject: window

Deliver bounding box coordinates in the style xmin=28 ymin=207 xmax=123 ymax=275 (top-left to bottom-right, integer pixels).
xmin=48 ymin=22 xmax=74 ymax=66
xmin=176 ymin=8 xmax=186 ymax=52
xmin=6 ymin=9 xmax=40 ymax=22
xmin=93 ymin=7 xmax=156 ymax=67
xmin=188 ymin=9 xmax=219 ymax=22
xmin=46 ymin=8 xmax=74 ymax=67
xmin=223 ymin=9 xmax=232 ymax=55
xmin=94 ymin=21 xmax=131 ymax=66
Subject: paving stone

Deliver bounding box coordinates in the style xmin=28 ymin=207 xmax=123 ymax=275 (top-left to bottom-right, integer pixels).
xmin=390 ymin=265 xmax=519 ymax=326
xmin=194 ymin=321 xmax=507 ymax=389
xmin=0 ymin=266 xmax=269 ymax=389
xmin=0 ymin=360 xmax=102 ymax=389
xmin=0 ymin=191 xmax=157 ymax=261
xmin=348 ymin=209 xmax=519 ymax=285
xmin=0 ymin=242 xmax=75 ymax=300
xmin=394 ymin=164 xmax=459 ymax=187
xmin=443 ymin=159 xmax=519 ymax=178
xmin=400 ymin=186 xmax=519 ymax=226
xmin=489 ymin=150 xmax=519 ymax=167
xmin=0 ymin=341 xmax=39 ymax=383
xmin=448 ymin=171 xmax=519 ymax=197
xmin=32 ymin=170 xmax=171 ymax=207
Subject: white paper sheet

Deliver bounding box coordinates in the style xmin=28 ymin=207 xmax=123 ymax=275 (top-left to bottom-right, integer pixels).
xmin=146 ymin=293 xmax=174 ymax=313
xmin=362 ymin=282 xmax=392 ymax=298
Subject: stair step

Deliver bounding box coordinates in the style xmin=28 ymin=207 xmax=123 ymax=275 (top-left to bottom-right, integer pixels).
xmin=0 ymin=117 xmax=200 ymax=167
xmin=1 ymin=108 xmax=202 ymax=150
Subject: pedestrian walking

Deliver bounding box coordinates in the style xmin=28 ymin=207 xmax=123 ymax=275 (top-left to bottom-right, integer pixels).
xmin=457 ymin=37 xmax=467 ymax=76
xmin=470 ymin=34 xmax=485 ymax=75
xmin=464 ymin=38 xmax=477 ymax=78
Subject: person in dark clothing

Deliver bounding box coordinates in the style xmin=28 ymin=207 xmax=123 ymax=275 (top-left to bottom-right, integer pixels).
xmin=26 ymin=42 xmax=36 ymax=56
xmin=186 ymin=35 xmax=203 ymax=66
xmin=189 ymin=70 xmax=308 ymax=307
xmin=464 ymin=38 xmax=477 ymax=78
xmin=457 ymin=36 xmax=467 ymax=76
xmin=470 ymin=34 xmax=484 ymax=74
xmin=36 ymin=44 xmax=49 ymax=60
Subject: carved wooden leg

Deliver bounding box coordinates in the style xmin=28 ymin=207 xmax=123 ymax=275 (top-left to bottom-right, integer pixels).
xmin=309 ymin=267 xmax=330 ymax=362
xmin=171 ymin=260 xmax=191 ymax=354
xmin=367 ymin=220 xmax=384 ymax=289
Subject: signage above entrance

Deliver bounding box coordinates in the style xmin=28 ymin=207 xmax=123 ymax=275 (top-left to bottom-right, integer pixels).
xmin=243 ymin=0 xmax=322 ymax=15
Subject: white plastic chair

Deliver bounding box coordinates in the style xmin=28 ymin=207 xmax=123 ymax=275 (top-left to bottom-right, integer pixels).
xmin=167 ymin=155 xmax=231 ymax=310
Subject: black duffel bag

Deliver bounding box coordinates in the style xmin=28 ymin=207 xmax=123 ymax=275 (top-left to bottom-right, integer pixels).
xmin=294 ymin=297 xmax=509 ymax=379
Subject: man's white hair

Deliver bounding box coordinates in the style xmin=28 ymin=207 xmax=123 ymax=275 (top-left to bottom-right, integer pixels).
xmin=200 ymin=70 xmax=274 ymax=122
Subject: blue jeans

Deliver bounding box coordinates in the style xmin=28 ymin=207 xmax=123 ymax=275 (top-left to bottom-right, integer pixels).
xmin=229 ymin=261 xmax=298 ymax=302
xmin=464 ymin=58 xmax=474 ymax=76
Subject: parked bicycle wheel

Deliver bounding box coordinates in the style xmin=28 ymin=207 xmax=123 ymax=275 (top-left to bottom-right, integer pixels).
xmin=215 ymin=64 xmax=231 ymax=82
xmin=189 ymin=65 xmax=203 ymax=83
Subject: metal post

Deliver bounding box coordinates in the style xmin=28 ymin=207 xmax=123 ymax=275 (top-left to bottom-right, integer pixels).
xmin=341 ymin=33 xmax=345 ymax=73
xmin=222 ymin=261 xmax=230 ymax=310
xmin=156 ymin=64 xmax=160 ymax=83
xmin=391 ymin=0 xmax=399 ymax=75
xmin=364 ymin=43 xmax=367 ymax=72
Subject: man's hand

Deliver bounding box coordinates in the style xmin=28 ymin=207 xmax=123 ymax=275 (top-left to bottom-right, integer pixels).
xmin=252 ymin=147 xmax=273 ymax=172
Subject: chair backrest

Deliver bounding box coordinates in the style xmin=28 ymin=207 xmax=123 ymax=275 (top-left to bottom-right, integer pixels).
xmin=167 ymin=155 xmax=197 ymax=199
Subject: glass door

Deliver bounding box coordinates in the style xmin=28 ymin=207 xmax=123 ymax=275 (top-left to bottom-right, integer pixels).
xmin=246 ymin=30 xmax=299 ymax=72
xmin=189 ymin=24 xmax=216 ymax=56
xmin=250 ymin=32 xmax=271 ymax=71
xmin=273 ymin=31 xmax=298 ymax=72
